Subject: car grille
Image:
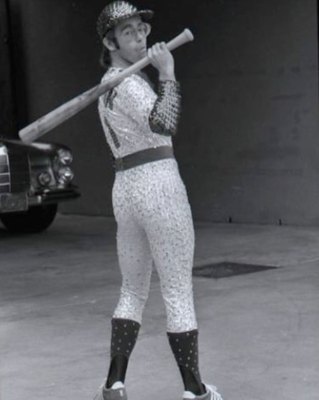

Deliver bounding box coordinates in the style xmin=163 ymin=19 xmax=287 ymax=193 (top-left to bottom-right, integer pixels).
xmin=0 ymin=146 xmax=10 ymax=193
xmin=0 ymin=145 xmax=30 ymax=194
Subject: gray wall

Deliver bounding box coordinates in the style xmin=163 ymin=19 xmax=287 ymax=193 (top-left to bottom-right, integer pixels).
xmin=0 ymin=0 xmax=16 ymax=138
xmin=8 ymin=0 xmax=319 ymax=225
xmin=179 ymin=0 xmax=319 ymax=225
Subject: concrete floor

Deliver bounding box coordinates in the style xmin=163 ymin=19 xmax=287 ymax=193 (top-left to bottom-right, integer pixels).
xmin=1 ymin=215 xmax=318 ymax=400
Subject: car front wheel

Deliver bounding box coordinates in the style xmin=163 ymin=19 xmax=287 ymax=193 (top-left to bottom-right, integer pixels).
xmin=0 ymin=204 xmax=58 ymax=233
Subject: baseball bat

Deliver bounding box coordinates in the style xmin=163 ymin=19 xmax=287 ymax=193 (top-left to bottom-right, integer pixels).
xmin=19 ymin=28 xmax=194 ymax=143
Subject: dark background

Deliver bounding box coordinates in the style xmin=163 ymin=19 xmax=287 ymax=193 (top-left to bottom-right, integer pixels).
xmin=1 ymin=0 xmax=319 ymax=225
xmin=0 ymin=0 xmax=16 ymax=137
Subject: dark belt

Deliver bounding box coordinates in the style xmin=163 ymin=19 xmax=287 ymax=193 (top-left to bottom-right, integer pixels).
xmin=114 ymin=146 xmax=174 ymax=172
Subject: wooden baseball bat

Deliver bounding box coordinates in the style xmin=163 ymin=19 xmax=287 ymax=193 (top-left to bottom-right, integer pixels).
xmin=19 ymin=28 xmax=194 ymax=143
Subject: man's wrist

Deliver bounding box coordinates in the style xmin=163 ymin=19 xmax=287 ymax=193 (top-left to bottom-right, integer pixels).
xmin=159 ymin=72 xmax=176 ymax=81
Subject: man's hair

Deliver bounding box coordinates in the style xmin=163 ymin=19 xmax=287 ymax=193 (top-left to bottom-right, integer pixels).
xmin=99 ymin=29 xmax=119 ymax=70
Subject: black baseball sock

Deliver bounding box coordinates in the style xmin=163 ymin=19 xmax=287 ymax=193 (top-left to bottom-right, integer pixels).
xmin=105 ymin=318 xmax=140 ymax=389
xmin=167 ymin=330 xmax=206 ymax=396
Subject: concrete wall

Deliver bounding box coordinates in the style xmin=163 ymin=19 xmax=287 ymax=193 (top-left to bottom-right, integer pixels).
xmin=0 ymin=0 xmax=16 ymax=138
xmin=178 ymin=0 xmax=319 ymax=225
xmin=7 ymin=0 xmax=319 ymax=225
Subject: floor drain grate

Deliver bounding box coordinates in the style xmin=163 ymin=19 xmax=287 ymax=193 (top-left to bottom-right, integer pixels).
xmin=193 ymin=262 xmax=277 ymax=279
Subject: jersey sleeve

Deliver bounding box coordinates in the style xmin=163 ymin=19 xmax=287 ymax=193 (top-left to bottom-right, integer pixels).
xmin=149 ymin=80 xmax=181 ymax=136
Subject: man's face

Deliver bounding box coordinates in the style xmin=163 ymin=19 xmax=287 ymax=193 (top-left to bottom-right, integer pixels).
xmin=113 ymin=15 xmax=150 ymax=64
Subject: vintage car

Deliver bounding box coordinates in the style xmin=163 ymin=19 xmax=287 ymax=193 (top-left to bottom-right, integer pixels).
xmin=0 ymin=138 xmax=80 ymax=233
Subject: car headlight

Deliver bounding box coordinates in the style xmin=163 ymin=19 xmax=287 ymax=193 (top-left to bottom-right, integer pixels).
xmin=57 ymin=148 xmax=73 ymax=165
xmin=57 ymin=167 xmax=74 ymax=185
xmin=38 ymin=171 xmax=52 ymax=186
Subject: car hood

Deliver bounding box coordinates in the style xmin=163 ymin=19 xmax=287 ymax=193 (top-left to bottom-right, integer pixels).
xmin=0 ymin=139 xmax=69 ymax=156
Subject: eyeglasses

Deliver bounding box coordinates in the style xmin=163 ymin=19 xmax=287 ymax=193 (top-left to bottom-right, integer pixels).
xmin=120 ymin=22 xmax=151 ymax=42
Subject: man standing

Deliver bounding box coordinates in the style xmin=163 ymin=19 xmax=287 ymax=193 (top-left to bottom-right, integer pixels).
xmin=95 ymin=2 xmax=223 ymax=400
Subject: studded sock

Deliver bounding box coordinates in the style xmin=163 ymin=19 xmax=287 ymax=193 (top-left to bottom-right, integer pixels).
xmin=105 ymin=318 xmax=140 ymax=389
xmin=167 ymin=330 xmax=206 ymax=395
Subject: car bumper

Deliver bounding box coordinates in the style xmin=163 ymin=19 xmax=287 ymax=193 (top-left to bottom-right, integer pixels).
xmin=37 ymin=186 xmax=81 ymax=205
xmin=0 ymin=187 xmax=80 ymax=213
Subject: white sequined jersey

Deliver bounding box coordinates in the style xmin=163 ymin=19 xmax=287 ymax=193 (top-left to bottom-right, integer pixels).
xmin=98 ymin=67 xmax=180 ymax=158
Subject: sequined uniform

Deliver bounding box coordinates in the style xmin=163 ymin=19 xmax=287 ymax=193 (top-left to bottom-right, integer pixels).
xmin=98 ymin=67 xmax=197 ymax=333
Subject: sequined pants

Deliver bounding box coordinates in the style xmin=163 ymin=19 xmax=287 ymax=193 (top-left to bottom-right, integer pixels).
xmin=112 ymin=158 xmax=197 ymax=332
